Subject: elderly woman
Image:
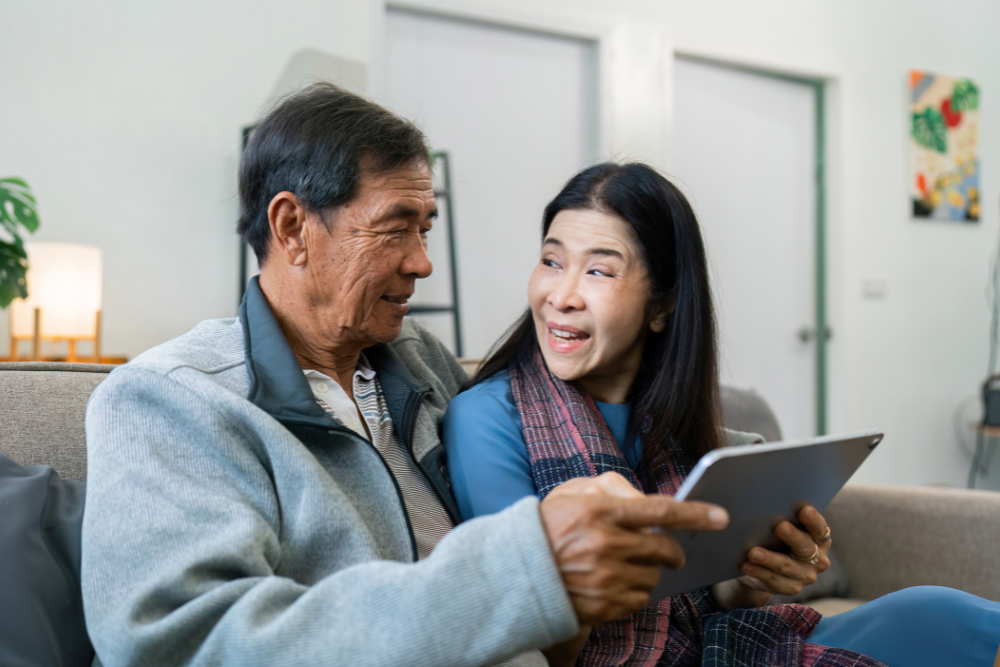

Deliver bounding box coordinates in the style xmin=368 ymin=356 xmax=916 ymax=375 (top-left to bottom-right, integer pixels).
xmin=443 ymin=163 xmax=1000 ymax=667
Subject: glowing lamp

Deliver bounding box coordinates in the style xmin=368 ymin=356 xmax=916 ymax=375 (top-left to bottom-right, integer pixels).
xmin=9 ymin=243 xmax=103 ymax=361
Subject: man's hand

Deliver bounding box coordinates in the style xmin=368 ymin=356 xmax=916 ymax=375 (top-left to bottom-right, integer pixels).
xmin=538 ymin=472 xmax=729 ymax=626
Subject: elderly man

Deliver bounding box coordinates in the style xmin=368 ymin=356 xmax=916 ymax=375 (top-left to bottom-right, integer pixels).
xmin=81 ymin=83 xmax=728 ymax=667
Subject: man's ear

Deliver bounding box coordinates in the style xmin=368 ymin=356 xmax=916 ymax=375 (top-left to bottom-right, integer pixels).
xmin=267 ymin=192 xmax=309 ymax=266
xmin=649 ymin=290 xmax=677 ymax=333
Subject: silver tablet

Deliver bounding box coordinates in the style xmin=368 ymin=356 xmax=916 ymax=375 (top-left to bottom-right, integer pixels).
xmin=651 ymin=430 xmax=883 ymax=601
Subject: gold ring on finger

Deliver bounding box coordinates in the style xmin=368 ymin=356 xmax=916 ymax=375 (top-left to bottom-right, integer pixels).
xmin=814 ymin=527 xmax=832 ymax=545
xmin=795 ymin=543 xmax=820 ymax=566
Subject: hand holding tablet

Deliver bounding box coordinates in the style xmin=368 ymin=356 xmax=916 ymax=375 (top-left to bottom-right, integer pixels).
xmin=650 ymin=430 xmax=883 ymax=601
xmin=713 ymin=502 xmax=834 ymax=610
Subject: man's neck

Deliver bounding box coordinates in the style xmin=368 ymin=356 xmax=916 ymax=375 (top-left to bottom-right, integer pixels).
xmin=259 ymin=272 xmax=365 ymax=394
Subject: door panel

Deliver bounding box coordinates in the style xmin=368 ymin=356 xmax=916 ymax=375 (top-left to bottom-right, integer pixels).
xmin=674 ymin=58 xmax=817 ymax=438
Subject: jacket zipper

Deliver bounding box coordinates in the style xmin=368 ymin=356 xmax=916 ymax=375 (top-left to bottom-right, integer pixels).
xmin=400 ymin=390 xmax=461 ymax=525
xmin=324 ymin=423 xmax=419 ymax=563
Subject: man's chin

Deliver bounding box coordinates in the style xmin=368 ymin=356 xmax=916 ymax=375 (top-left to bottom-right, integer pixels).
xmin=368 ymin=322 xmax=405 ymax=346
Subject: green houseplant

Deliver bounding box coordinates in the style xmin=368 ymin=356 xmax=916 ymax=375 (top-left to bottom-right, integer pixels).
xmin=0 ymin=177 xmax=40 ymax=308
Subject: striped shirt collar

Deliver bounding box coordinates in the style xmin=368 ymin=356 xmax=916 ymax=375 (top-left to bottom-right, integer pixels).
xmin=303 ymin=353 xmax=377 ymax=440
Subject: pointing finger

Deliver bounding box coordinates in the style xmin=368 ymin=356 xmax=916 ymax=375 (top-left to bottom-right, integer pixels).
xmin=606 ymin=495 xmax=729 ymax=532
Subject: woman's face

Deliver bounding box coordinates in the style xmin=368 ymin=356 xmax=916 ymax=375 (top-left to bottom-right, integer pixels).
xmin=528 ymin=208 xmax=666 ymax=403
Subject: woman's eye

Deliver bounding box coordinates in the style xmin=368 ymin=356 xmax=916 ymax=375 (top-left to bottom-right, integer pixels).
xmin=589 ymin=268 xmax=615 ymax=277
xmin=541 ymin=258 xmax=560 ymax=269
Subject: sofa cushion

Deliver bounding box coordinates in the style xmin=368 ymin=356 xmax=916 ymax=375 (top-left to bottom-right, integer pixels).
xmin=0 ymin=362 xmax=114 ymax=481
xmin=719 ymin=385 xmax=783 ymax=443
xmin=825 ymin=484 xmax=1000 ymax=602
xmin=804 ymin=597 xmax=867 ymax=617
xmin=0 ymin=449 xmax=94 ymax=667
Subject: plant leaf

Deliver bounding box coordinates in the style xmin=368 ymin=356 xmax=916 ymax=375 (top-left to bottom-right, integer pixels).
xmin=0 ymin=178 xmax=39 ymax=309
xmin=0 ymin=177 xmax=41 ymax=234
xmin=912 ymin=107 xmax=947 ymax=153
xmin=951 ymin=79 xmax=979 ymax=112
xmin=0 ymin=240 xmax=29 ymax=308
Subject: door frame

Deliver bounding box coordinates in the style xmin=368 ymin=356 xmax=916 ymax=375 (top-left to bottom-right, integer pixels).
xmin=675 ymin=52 xmax=831 ymax=435
xmin=370 ymin=0 xmax=676 ymax=175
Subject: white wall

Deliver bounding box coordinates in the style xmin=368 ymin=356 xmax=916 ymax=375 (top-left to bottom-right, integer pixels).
xmin=0 ymin=0 xmax=369 ymax=358
xmin=4 ymin=0 xmax=1000 ymax=489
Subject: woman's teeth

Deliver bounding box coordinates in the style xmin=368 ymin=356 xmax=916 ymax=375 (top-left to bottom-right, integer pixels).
xmin=550 ymin=328 xmax=587 ymax=340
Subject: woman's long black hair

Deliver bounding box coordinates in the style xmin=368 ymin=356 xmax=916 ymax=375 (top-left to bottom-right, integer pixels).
xmin=468 ymin=162 xmax=723 ymax=472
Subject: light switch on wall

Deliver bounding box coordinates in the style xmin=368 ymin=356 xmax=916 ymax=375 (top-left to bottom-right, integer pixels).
xmin=862 ymin=278 xmax=887 ymax=300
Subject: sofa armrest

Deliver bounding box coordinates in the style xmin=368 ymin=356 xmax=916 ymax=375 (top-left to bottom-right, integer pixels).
xmin=824 ymin=484 xmax=1000 ymax=602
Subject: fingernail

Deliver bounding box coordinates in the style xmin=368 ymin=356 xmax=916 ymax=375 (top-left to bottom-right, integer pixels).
xmin=749 ymin=548 xmax=762 ymax=562
xmin=742 ymin=563 xmax=755 ymax=575
xmin=709 ymin=508 xmax=729 ymax=526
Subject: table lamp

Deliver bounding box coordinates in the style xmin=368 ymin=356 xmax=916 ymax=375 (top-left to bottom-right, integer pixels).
xmin=9 ymin=243 xmax=103 ymax=362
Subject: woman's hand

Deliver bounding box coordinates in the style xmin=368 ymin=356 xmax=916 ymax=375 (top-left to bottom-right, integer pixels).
xmin=712 ymin=505 xmax=832 ymax=611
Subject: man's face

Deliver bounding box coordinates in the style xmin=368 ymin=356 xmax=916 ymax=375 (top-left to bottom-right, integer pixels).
xmin=302 ymin=161 xmax=436 ymax=348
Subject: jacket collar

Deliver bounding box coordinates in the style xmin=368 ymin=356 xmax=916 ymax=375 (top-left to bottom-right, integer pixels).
xmin=240 ymin=276 xmax=333 ymax=427
xmin=238 ymin=276 xmax=429 ymax=427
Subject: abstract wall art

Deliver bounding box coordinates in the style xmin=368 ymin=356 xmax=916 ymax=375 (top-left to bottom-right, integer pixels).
xmin=910 ymin=70 xmax=980 ymax=222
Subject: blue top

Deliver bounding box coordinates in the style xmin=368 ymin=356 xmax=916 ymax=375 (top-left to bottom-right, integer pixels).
xmin=443 ymin=371 xmax=641 ymax=520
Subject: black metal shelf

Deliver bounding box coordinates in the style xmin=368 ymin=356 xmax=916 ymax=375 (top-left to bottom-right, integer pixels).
xmin=423 ymin=150 xmax=463 ymax=356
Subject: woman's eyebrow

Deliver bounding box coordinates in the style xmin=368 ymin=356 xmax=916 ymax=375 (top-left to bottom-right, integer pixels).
xmin=542 ymin=238 xmax=623 ymax=259
xmin=586 ymin=248 xmax=624 ymax=259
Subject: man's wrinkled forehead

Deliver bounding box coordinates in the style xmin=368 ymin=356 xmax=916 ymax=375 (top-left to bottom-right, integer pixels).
xmin=351 ymin=162 xmax=437 ymax=224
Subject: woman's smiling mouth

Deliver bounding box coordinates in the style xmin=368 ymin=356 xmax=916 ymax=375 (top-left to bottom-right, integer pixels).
xmin=547 ymin=322 xmax=590 ymax=353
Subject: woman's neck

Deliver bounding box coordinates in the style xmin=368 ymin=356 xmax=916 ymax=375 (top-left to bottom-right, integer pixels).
xmin=574 ymin=372 xmax=635 ymax=404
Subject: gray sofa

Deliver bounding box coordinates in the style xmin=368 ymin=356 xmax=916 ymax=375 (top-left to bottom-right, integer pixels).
xmin=3 ymin=361 xmax=1000 ymax=620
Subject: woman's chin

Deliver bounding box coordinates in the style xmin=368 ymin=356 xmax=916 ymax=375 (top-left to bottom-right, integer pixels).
xmin=540 ymin=351 xmax=585 ymax=383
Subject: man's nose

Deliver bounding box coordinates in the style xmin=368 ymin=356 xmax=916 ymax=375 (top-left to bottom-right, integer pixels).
xmin=403 ymin=238 xmax=433 ymax=279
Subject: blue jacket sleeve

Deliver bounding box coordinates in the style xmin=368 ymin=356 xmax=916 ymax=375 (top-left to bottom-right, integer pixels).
xmin=443 ymin=373 xmax=539 ymax=521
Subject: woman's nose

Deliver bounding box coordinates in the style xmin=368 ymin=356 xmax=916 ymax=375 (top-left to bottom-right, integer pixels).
xmin=548 ymin=274 xmax=584 ymax=311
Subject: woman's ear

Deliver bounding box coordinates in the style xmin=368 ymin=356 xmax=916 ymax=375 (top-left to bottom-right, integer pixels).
xmin=267 ymin=191 xmax=309 ymax=266
xmin=649 ymin=290 xmax=677 ymax=333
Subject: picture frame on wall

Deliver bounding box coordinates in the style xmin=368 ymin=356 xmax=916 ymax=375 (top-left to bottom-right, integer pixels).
xmin=910 ymin=70 xmax=980 ymax=222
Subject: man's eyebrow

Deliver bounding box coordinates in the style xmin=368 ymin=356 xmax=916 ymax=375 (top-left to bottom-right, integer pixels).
xmin=378 ymin=203 xmax=438 ymax=222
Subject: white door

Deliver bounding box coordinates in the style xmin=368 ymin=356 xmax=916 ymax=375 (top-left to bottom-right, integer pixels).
xmin=383 ymin=8 xmax=598 ymax=358
xmin=673 ymin=58 xmax=818 ymax=438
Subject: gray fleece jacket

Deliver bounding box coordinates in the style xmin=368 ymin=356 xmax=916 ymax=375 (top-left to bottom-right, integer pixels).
xmin=81 ymin=278 xmax=577 ymax=667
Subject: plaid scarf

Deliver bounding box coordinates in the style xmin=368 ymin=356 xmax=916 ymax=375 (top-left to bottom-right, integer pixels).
xmin=509 ymin=352 xmax=887 ymax=667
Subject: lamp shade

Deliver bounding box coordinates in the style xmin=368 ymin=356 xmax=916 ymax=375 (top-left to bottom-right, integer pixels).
xmin=11 ymin=243 xmax=103 ymax=338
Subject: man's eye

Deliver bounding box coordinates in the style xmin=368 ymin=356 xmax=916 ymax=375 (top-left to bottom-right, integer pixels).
xmin=589 ymin=269 xmax=615 ymax=277
xmin=541 ymin=258 xmax=559 ymax=268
